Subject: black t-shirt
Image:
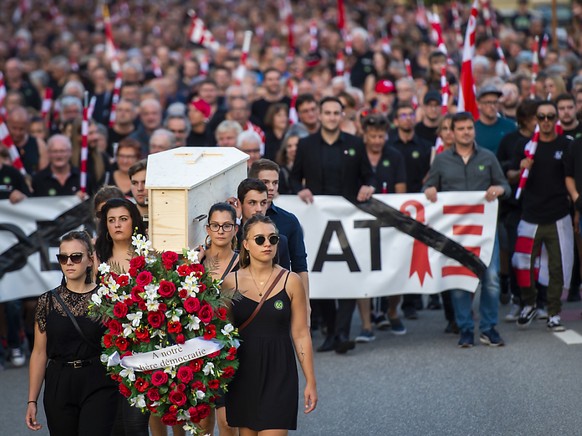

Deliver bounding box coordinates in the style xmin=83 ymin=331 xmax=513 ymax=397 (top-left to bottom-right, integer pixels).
xmin=513 ymin=135 xmax=571 ymax=224
xmin=387 ymin=134 xmax=432 ymax=193
xmin=31 ymin=166 xmax=90 ymax=197
xmin=414 ymin=123 xmax=438 ymax=146
xmin=186 ymin=128 xmax=214 ymax=147
xmin=251 ymin=96 xmax=291 ymax=130
xmin=107 ymin=126 xmax=134 ymax=157
xmin=0 ymin=165 xmax=31 ymax=199
xmin=562 ymin=124 xmax=582 ymax=141
xmin=565 ymin=138 xmax=582 ymax=196
xmin=371 ymin=146 xmax=407 ymax=193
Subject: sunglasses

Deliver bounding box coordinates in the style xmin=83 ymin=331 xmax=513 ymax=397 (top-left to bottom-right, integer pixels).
xmin=536 ymin=113 xmax=557 ymax=121
xmin=208 ymin=222 xmax=235 ymax=232
xmin=253 ymin=235 xmax=280 ymax=246
xmin=56 ymin=253 xmax=84 ymax=265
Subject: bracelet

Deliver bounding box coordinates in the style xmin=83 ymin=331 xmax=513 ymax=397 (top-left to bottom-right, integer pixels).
xmin=28 ymin=400 xmax=37 ymax=405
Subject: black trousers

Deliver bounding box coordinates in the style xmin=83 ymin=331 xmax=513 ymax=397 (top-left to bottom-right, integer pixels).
xmin=44 ymin=360 xmax=118 ymax=436
xmin=111 ymin=395 xmax=150 ymax=436
xmin=335 ymin=299 xmax=356 ymax=338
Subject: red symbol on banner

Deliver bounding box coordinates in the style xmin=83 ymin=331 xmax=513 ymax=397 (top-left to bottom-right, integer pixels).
xmin=442 ymin=204 xmax=484 ymax=278
xmin=400 ymin=200 xmax=432 ymax=285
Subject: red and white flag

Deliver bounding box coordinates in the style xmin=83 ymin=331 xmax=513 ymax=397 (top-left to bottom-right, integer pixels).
xmin=458 ymin=0 xmax=479 ymax=120
xmin=0 ymin=115 xmax=26 ymax=175
xmin=480 ymin=0 xmax=493 ymax=36
xmin=337 ymin=0 xmax=352 ymax=55
xmin=495 ymin=39 xmax=511 ymax=77
xmin=41 ymin=88 xmax=53 ymax=130
xmin=80 ymin=93 xmax=89 ymax=194
xmin=0 ymin=72 xmax=6 ymax=113
xmin=428 ymin=9 xmax=447 ymax=54
xmin=103 ymin=4 xmax=120 ymax=73
xmin=187 ymin=10 xmax=219 ymax=52
xmin=108 ymin=71 xmax=123 ymax=127
xmin=234 ymin=31 xmax=253 ymax=85
xmin=530 ymin=36 xmax=539 ymax=99
xmin=451 ymin=2 xmax=464 ymax=50
xmin=540 ymin=33 xmax=549 ymax=59
xmin=309 ymin=20 xmax=318 ymax=52
xmin=288 ymin=80 xmax=298 ymax=124
xmin=515 ymin=125 xmax=540 ymax=199
xmin=440 ymin=66 xmax=450 ymax=115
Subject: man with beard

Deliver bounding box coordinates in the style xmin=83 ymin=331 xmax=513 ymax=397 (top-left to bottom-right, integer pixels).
xmin=251 ymin=68 xmax=291 ymax=129
xmin=6 ymin=106 xmax=48 ymax=175
xmin=107 ymin=98 xmax=137 ymax=158
xmin=499 ymin=82 xmax=520 ymax=121
xmin=475 ymin=85 xmax=517 ymax=154
xmin=415 ymin=91 xmax=442 ymax=145
xmin=556 ymin=94 xmax=582 ymax=140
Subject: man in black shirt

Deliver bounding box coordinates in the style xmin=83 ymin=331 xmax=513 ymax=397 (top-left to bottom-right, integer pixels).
xmin=291 ymin=96 xmax=375 ymax=354
xmin=0 ymin=149 xmax=30 ymax=203
xmin=251 ymin=68 xmax=291 ymax=129
xmin=510 ymin=100 xmax=573 ymax=331
xmin=186 ymin=98 xmax=213 ymax=146
xmin=107 ymin=98 xmax=137 ymax=157
xmin=414 ymin=91 xmax=441 ymax=145
xmin=556 ymin=94 xmax=582 ymax=140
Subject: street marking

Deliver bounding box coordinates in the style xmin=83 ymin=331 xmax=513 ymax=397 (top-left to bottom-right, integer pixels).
xmin=553 ymin=329 xmax=582 ymax=345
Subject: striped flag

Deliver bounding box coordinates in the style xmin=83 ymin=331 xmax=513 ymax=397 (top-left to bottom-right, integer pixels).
xmin=451 ymin=2 xmax=464 ymax=50
xmin=41 ymin=88 xmax=53 ymax=130
xmin=440 ymin=66 xmax=449 ymax=115
xmin=234 ymin=31 xmax=253 ymax=85
xmin=80 ymin=93 xmax=89 ymax=194
xmin=428 ymin=8 xmax=447 ymax=54
xmin=337 ymin=0 xmax=352 ymax=55
xmin=515 ymin=125 xmax=540 ymax=199
xmin=0 ymin=115 xmax=26 ymax=175
xmin=458 ymin=0 xmax=479 ymax=120
xmin=187 ymin=10 xmax=220 ymax=52
xmin=108 ymin=71 xmax=123 ymax=127
xmin=309 ymin=20 xmax=318 ymax=52
xmin=103 ymin=4 xmax=120 ymax=73
xmin=540 ymin=33 xmax=549 ymax=59
xmin=495 ymin=39 xmax=511 ymax=77
xmin=288 ymin=80 xmax=298 ymax=124
xmin=530 ymin=36 xmax=539 ymax=99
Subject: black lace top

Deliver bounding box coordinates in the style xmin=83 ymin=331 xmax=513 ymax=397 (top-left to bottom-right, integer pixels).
xmin=35 ymin=285 xmax=105 ymax=361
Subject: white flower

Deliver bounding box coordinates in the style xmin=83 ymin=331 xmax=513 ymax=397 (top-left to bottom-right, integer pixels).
xmin=164 ymin=367 xmax=177 ymax=378
xmin=120 ymin=368 xmax=136 ymax=381
xmin=196 ymin=390 xmax=205 ymax=400
xmin=122 ymin=323 xmax=134 ymax=337
xmin=203 ymin=362 xmax=214 ymax=376
xmin=151 ymin=329 xmax=165 ymax=339
xmin=186 ymin=315 xmax=201 ymax=331
xmin=146 ymin=300 xmax=160 ymax=312
xmin=127 ymin=312 xmax=143 ymax=327
xmin=165 ymin=308 xmax=183 ymax=322
xmin=98 ymin=263 xmax=110 ymax=275
xmin=131 ymin=234 xmax=152 ymax=257
xmin=91 ymin=293 xmax=102 ymax=305
xmin=100 ymin=354 xmax=109 ymax=363
xmin=130 ymin=394 xmax=146 ymax=408
xmin=221 ymin=323 xmax=234 ymax=336
xmin=186 ymin=249 xmax=199 ymax=263
xmin=144 ymin=284 xmax=159 ymax=300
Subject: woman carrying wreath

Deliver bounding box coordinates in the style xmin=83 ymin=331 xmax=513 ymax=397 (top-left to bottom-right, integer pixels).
xmin=26 ymin=231 xmax=118 ymax=435
xmin=222 ymin=215 xmax=317 ymax=435
xmin=198 ymin=202 xmax=240 ymax=436
xmin=94 ymin=198 xmax=151 ymax=436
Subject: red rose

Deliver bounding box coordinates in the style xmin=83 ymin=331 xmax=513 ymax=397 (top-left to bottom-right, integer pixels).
xmin=190 ymin=359 xmax=203 ymax=373
xmin=113 ymin=302 xmax=128 ymax=319
xmin=108 ymin=319 xmax=122 ymax=335
xmin=177 ymin=383 xmax=186 ymax=392
xmin=178 ymin=288 xmax=188 ymax=299
xmin=161 ymin=412 xmax=178 ymax=426
xmin=158 ymin=303 xmax=167 ymax=312
xmin=191 ymin=381 xmax=205 ymax=392
xmin=167 ymin=320 xmax=182 ymax=334
xmin=203 ymin=325 xmax=216 ymax=340
xmin=116 ymin=275 xmax=129 ymax=287
xmin=184 ymin=297 xmax=200 ymax=314
xmin=138 ymin=301 xmax=147 ymax=311
xmin=134 ymin=377 xmax=149 ymax=392
xmin=177 ymin=366 xmax=193 ymax=383
xmin=103 ymin=333 xmax=113 ymax=348
xmin=176 ymin=334 xmax=185 ymax=344
xmin=162 ymin=251 xmax=179 ymax=269
xmin=147 ymin=388 xmax=160 ymax=402
xmin=128 ymin=267 xmax=138 ymax=278
xmin=147 ymin=311 xmax=165 ymax=329
xmin=168 ymin=390 xmax=187 ymax=406
xmin=222 ymin=366 xmax=235 ymax=379
xmin=198 ymin=283 xmax=207 ymax=293
xmin=119 ymin=383 xmax=131 ymax=398
xmin=177 ymin=264 xmax=192 ymax=277
xmin=208 ymin=379 xmax=220 ymax=390
xmin=130 ymin=256 xmax=146 ymax=270
xmin=188 ymin=407 xmax=201 ymax=423
xmin=151 ymin=370 xmax=168 ymax=386
xmin=136 ymin=271 xmax=153 ymax=287
xmin=226 ymin=346 xmax=237 ymax=361
xmin=147 ymin=405 xmax=158 ymax=414
xmin=197 ymin=303 xmax=213 ymax=323
xmin=216 ymin=307 xmax=227 ymax=320
xmin=207 ymin=351 xmax=220 ymax=358
xmin=135 ymin=327 xmax=150 ymax=343
xmin=131 ymin=286 xmax=144 ymax=302
xmin=158 ymin=280 xmax=176 ymax=298
xmin=196 ymin=404 xmax=211 ymax=420
xmin=190 ymin=263 xmax=205 ymax=276
xmin=115 ymin=337 xmax=129 ymax=351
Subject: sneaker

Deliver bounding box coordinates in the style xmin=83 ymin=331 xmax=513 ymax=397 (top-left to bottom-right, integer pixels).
xmin=480 ymin=328 xmax=505 ymax=346
xmin=10 ymin=348 xmax=25 ymax=367
xmin=355 ymin=329 xmax=376 ymax=343
xmin=536 ymin=308 xmax=548 ymax=320
xmin=389 ymin=318 xmax=407 ymax=335
xmin=403 ymin=307 xmax=418 ymax=320
xmin=458 ymin=330 xmax=474 ymax=348
xmin=374 ymin=314 xmax=391 ymax=331
xmin=547 ymin=315 xmax=566 ymax=332
xmin=516 ymin=306 xmax=537 ymax=328
xmin=504 ymin=304 xmax=521 ymax=322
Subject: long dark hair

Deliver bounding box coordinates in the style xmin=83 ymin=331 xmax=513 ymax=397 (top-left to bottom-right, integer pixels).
xmin=239 ymin=214 xmax=278 ymax=268
xmin=95 ymin=198 xmax=146 ymax=262
xmin=60 ymin=230 xmax=95 ymax=285
xmin=207 ymin=202 xmax=238 ymax=250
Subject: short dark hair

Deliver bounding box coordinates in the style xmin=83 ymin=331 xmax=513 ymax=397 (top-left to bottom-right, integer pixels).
xmin=93 ymin=185 xmax=124 ymax=214
xmin=248 ymin=159 xmax=280 ymax=178
xmin=296 ymin=93 xmax=317 ymax=110
xmin=262 ymin=67 xmax=281 ymax=78
xmin=451 ymin=111 xmax=475 ymax=130
xmin=516 ymin=99 xmax=540 ymax=128
xmin=555 ymin=93 xmax=575 ymax=106
xmin=128 ymin=159 xmax=147 ymax=180
xmin=319 ymin=96 xmax=344 ymax=111
xmin=395 ymin=102 xmax=415 ymax=115
xmin=361 ymin=114 xmax=389 ymax=131
xmin=536 ymin=100 xmax=557 ymax=113
xmin=237 ymin=178 xmax=268 ymax=203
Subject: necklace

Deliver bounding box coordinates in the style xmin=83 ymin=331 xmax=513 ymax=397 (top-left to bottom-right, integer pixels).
xmin=249 ymin=267 xmax=275 ymax=297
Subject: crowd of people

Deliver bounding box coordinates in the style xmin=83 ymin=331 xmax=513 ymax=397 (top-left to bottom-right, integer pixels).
xmin=2 ymin=0 xmax=582 ymax=432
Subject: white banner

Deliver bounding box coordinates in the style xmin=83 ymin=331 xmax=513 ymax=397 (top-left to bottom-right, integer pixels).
xmin=275 ymin=192 xmax=498 ymax=298
xmin=107 ymin=337 xmax=224 ymax=371
xmin=0 ymin=196 xmax=91 ymax=302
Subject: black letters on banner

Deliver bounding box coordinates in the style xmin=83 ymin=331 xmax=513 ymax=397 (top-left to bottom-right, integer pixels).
xmin=354 ymin=220 xmax=392 ymax=271
xmin=312 ymin=220 xmax=360 ymax=272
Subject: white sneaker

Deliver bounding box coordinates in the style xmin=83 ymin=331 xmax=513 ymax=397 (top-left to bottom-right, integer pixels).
xmin=10 ymin=348 xmax=25 ymax=367
xmin=536 ymin=308 xmax=548 ymax=320
xmin=547 ymin=315 xmax=566 ymax=332
xmin=505 ymin=304 xmax=520 ymax=322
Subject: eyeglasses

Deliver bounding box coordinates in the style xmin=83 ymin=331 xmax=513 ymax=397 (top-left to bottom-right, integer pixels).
xmin=536 ymin=113 xmax=557 ymax=121
xmin=56 ymin=253 xmax=84 ymax=265
xmin=208 ymin=222 xmax=235 ymax=232
xmin=252 ymin=235 xmax=280 ymax=246
xmin=479 ymin=100 xmax=498 ymax=106
xmin=398 ymin=113 xmax=415 ymax=120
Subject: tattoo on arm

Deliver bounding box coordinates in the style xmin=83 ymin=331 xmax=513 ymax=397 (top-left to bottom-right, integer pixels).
xmin=299 ymin=344 xmax=305 ymax=363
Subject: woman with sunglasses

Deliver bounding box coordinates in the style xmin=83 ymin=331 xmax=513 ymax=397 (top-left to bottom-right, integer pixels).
xmin=26 ymin=231 xmax=118 ymax=435
xmin=197 ymin=203 xmax=239 ymax=436
xmin=222 ymin=215 xmax=317 ymax=435
xmin=94 ymin=198 xmax=150 ymax=436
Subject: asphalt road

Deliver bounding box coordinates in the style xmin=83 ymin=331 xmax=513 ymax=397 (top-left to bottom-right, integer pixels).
xmin=3 ymin=297 xmax=582 ymax=436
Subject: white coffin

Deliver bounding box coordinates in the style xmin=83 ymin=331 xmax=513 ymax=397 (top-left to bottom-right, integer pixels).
xmin=146 ymin=147 xmax=248 ymax=252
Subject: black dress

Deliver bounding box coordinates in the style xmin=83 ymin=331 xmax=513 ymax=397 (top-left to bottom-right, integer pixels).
xmin=225 ymin=271 xmax=298 ymax=431
xmin=35 ymin=285 xmax=118 ymax=436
